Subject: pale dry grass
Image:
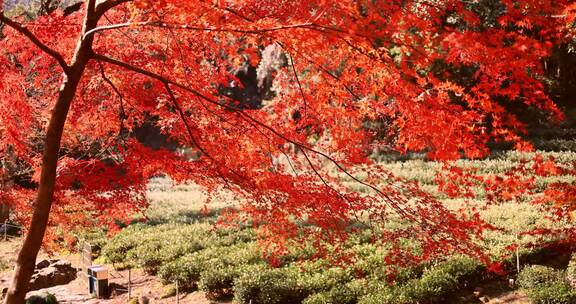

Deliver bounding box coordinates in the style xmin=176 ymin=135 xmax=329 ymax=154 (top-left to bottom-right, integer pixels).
xmin=145 ymin=177 xmax=240 ymax=224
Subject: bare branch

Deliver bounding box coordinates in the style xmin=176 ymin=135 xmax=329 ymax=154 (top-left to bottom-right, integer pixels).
xmin=0 ymin=14 xmax=69 ymax=71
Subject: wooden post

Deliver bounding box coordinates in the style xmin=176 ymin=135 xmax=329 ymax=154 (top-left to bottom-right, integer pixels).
xmin=516 ymin=246 xmax=520 ymax=273
xmin=516 ymin=235 xmax=521 ymax=274
xmin=176 ymin=281 xmax=179 ymax=304
xmin=128 ymin=268 xmax=131 ymax=300
xmin=81 ymin=242 xmax=93 ymax=272
xmin=3 ymin=219 xmax=7 ymax=241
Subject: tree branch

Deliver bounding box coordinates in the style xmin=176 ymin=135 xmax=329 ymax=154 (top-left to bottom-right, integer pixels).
xmin=164 ymin=83 xmax=249 ymax=189
xmin=0 ymin=14 xmax=69 ymax=71
xmin=96 ymin=60 xmax=128 ymax=142
xmin=92 ymin=53 xmax=423 ymax=224
xmin=83 ymin=20 xmax=312 ymax=40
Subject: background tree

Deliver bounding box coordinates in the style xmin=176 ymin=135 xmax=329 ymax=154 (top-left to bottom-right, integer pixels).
xmin=0 ymin=0 xmax=574 ymax=303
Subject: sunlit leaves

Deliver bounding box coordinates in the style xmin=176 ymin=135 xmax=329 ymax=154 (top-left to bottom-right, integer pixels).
xmin=0 ymin=0 xmax=574 ymax=265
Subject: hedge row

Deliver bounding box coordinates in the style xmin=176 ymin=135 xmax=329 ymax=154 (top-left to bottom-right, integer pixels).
xmin=101 ymin=224 xmax=484 ymax=304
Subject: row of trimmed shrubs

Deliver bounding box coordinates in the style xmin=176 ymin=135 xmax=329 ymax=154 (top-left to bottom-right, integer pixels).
xmin=100 ymin=223 xmax=484 ymax=304
xmin=160 ymin=254 xmax=480 ymax=304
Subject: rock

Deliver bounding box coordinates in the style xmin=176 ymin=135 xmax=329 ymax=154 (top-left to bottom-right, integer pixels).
xmin=36 ymin=260 xmax=51 ymax=270
xmin=28 ymin=260 xmax=77 ymax=291
xmin=27 ymin=285 xmax=93 ymax=303
xmin=50 ymin=260 xmax=73 ymax=272
xmin=138 ymin=295 xmax=150 ymax=304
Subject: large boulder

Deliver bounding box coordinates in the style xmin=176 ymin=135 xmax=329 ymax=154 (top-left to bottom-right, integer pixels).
xmin=28 ymin=260 xmax=77 ymax=291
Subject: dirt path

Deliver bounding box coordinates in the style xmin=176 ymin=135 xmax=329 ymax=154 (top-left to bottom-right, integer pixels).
xmin=1 ymin=238 xmax=225 ymax=303
xmin=24 ymin=268 xmax=224 ymax=304
xmin=451 ymin=278 xmax=530 ymax=304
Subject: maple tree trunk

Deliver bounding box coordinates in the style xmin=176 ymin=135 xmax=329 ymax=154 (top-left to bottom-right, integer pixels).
xmin=3 ymin=2 xmax=99 ymax=303
xmin=2 ymin=77 xmax=78 ymax=303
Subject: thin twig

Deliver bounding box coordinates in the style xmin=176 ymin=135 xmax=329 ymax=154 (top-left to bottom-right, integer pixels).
xmin=96 ymin=60 xmax=128 ymax=143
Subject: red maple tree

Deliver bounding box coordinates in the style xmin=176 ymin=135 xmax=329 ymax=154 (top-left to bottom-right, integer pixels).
xmin=0 ymin=0 xmax=574 ymax=302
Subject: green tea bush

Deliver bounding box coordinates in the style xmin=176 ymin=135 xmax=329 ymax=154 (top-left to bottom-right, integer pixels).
xmin=347 ymin=279 xmax=389 ymax=298
xmin=101 ymin=223 xmax=257 ymax=272
xmin=157 ymin=254 xmax=205 ymax=289
xmin=101 ymin=225 xmax=147 ymax=265
xmin=518 ymin=265 xmax=576 ymax=304
xmin=233 ymin=265 xmax=309 ymax=304
xmin=358 ymin=279 xmax=455 ymax=304
xmin=413 ymin=270 xmax=457 ymax=300
xmin=299 ymin=266 xmax=355 ymax=292
xmin=518 ymin=265 xmax=562 ymax=290
xmin=212 ymin=227 xmax=256 ymax=246
xmin=533 ymin=138 xmax=576 ymax=152
xmin=124 ymin=234 xmax=204 ymax=274
xmin=198 ymin=263 xmax=238 ymax=300
xmin=25 ymin=293 xmax=58 ymax=304
xmin=126 ymin=239 xmax=165 ymax=274
xmin=356 ymin=257 xmax=480 ymax=304
xmin=234 ymin=262 xmax=386 ymax=304
xmin=302 ymin=287 xmax=356 ymax=304
xmin=352 ymin=244 xmax=388 ymax=279
xmin=44 ymin=294 xmax=57 ymax=304
xmin=218 ymin=243 xmax=263 ymax=266
xmin=156 ymin=241 xmax=264 ymax=294
xmin=302 ymin=279 xmax=380 ymax=304
xmin=423 ymin=257 xmax=480 ymax=285
xmin=524 ymin=280 xmax=576 ymax=304
xmin=356 ymin=288 xmax=400 ymax=304
xmin=416 ymin=257 xmax=479 ymax=299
